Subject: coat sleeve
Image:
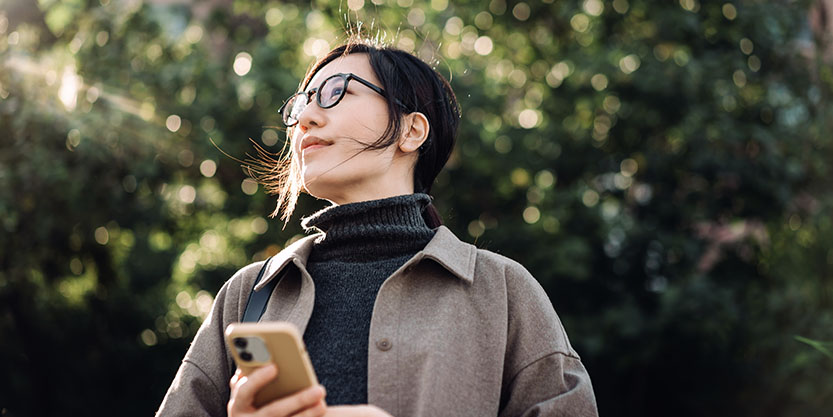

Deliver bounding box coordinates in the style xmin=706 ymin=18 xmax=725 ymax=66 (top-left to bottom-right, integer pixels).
xmin=155 ymin=264 xmax=257 ymax=417
xmin=497 ymin=261 xmax=599 ymax=417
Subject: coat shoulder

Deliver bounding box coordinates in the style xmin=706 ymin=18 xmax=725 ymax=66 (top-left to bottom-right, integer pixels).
xmin=472 ymin=248 xmax=545 ymax=296
xmin=473 ymin=247 xmax=578 ymax=359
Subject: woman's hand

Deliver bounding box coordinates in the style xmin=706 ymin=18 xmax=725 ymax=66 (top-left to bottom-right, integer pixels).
xmin=228 ymin=364 xmax=327 ymax=417
xmin=324 ymin=405 xmax=392 ymax=417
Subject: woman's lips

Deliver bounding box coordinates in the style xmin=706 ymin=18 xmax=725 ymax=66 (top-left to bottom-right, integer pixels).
xmin=302 ymin=143 xmax=328 ymax=154
xmin=300 ymin=135 xmax=331 ymax=154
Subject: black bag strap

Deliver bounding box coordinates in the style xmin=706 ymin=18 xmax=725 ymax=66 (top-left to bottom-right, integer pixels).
xmin=241 ymin=256 xmax=278 ymax=322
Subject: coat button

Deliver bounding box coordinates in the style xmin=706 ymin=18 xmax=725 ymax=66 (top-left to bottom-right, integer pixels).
xmin=376 ymin=338 xmax=392 ymax=351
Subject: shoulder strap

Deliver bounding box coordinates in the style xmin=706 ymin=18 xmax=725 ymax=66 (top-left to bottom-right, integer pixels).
xmin=241 ymin=257 xmax=278 ymax=322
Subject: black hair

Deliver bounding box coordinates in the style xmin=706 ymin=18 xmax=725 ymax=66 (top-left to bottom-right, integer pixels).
xmin=248 ymin=38 xmax=460 ymax=226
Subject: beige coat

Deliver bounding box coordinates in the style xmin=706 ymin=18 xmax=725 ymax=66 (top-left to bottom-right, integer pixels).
xmin=156 ymin=226 xmax=598 ymax=416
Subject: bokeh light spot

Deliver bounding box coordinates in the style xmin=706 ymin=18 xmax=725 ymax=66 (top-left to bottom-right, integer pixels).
xmin=66 ymin=129 xmax=81 ymax=149
xmin=179 ymin=185 xmax=196 ymax=203
xmin=474 ymin=36 xmax=494 ymax=55
xmin=262 ymin=129 xmax=279 ymax=146
xmin=513 ymin=2 xmax=531 ymax=21
xmin=95 ymin=31 xmax=109 ymax=46
xmin=141 ymin=329 xmax=158 ymax=346
xmin=722 ymin=3 xmax=737 ymax=20
xmin=612 ymin=0 xmax=629 ymax=14
xmin=178 ymin=150 xmax=194 ymax=167
xmin=583 ymin=0 xmax=604 ymax=16
xmin=70 ymin=258 xmax=83 ymax=275
xmin=176 ymin=291 xmax=193 ymax=309
xmin=233 ymin=52 xmax=252 ymax=76
xmin=582 ymin=189 xmax=600 ymax=207
xmin=570 ymin=14 xmax=590 ymax=33
xmin=184 ymin=25 xmax=203 ymax=43
xmin=200 ymin=160 xmax=217 ymax=177
xmin=543 ymin=216 xmax=560 ymax=233
xmin=166 ymin=114 xmax=182 ymax=132
xmin=241 ymin=178 xmax=258 ymax=195
xmin=266 ymin=8 xmax=284 ymax=26
xmin=306 ymin=10 xmax=324 ymax=30
xmin=95 ymin=226 xmax=110 ymax=245
xmin=788 ymin=214 xmax=802 ymax=231
xmin=196 ymin=291 xmax=214 ymax=316
xmin=740 ymin=38 xmax=754 ymax=55
xmin=495 ymin=136 xmax=512 ymax=154
xmin=59 ymin=67 xmax=80 ymax=110
xmin=603 ymin=95 xmax=621 ymax=113
xmin=511 ymin=168 xmax=531 ymax=187
xmin=591 ymin=74 xmax=609 ymax=91
xmin=444 ymin=16 xmax=463 ymax=35
xmin=748 ymin=55 xmax=761 ymax=72
xmin=468 ymin=220 xmax=486 ymax=238
xmin=407 ymin=8 xmax=426 ymax=26
xmin=620 ymin=158 xmax=638 ymax=177
xmin=347 ymin=0 xmax=365 ymax=11
xmin=251 ymin=217 xmax=268 ymax=235
xmin=508 ymin=69 xmax=527 ymax=87
xmin=518 ymin=109 xmax=540 ymax=129
xmin=523 ymin=206 xmax=541 ymax=224
xmin=475 ymin=12 xmax=494 ymax=29
xmin=679 ymin=0 xmax=699 ymax=12
xmin=535 ymin=170 xmax=556 ymax=188
xmin=733 ymin=70 xmax=747 ymax=87
xmin=303 ymin=38 xmax=330 ymax=58
xmin=619 ymin=54 xmax=641 ymax=74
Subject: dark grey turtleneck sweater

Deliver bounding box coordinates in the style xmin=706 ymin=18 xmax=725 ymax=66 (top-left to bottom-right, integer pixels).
xmin=300 ymin=193 xmax=436 ymax=406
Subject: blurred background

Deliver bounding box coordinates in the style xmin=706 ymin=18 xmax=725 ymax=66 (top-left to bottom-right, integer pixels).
xmin=2 ymin=0 xmax=833 ymax=416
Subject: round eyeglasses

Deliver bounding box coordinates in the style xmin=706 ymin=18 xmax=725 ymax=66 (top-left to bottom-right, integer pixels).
xmin=278 ymin=72 xmax=407 ymax=127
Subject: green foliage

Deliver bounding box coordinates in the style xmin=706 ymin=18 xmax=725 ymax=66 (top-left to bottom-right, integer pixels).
xmin=1 ymin=0 xmax=832 ymax=416
xmin=795 ymin=336 xmax=833 ymax=361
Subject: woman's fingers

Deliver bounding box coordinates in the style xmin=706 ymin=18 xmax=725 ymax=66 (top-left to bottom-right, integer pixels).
xmin=229 ymin=364 xmax=278 ymax=412
xmin=227 ymin=366 xmax=325 ymax=417
xmin=230 ymin=369 xmax=242 ymax=389
xmin=258 ymin=384 xmax=326 ymax=417
xmin=291 ymin=399 xmax=327 ymax=417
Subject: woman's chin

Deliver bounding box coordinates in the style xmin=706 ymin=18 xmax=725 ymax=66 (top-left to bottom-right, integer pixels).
xmin=302 ymin=178 xmax=339 ymax=201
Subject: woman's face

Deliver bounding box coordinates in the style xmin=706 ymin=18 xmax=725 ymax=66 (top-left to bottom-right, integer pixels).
xmin=290 ymin=53 xmax=417 ymax=204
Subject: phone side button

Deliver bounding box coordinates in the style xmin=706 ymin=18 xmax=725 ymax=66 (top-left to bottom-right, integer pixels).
xmin=376 ymin=338 xmax=393 ymax=351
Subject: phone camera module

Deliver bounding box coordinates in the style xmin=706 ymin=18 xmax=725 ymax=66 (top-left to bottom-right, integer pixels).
xmin=240 ymin=351 xmax=253 ymax=362
xmin=233 ymin=337 xmax=248 ymax=348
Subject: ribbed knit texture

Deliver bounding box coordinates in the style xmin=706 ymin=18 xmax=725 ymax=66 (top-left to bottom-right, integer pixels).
xmin=300 ymin=193 xmax=436 ymax=405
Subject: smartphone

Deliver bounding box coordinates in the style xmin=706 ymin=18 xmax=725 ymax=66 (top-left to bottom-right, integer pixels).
xmin=224 ymin=322 xmax=319 ymax=408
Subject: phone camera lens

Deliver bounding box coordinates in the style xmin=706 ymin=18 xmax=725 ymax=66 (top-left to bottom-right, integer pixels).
xmin=240 ymin=351 xmax=253 ymax=361
xmin=233 ymin=338 xmax=247 ymax=348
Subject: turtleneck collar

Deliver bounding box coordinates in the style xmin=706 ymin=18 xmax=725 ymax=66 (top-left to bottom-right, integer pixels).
xmin=301 ymin=193 xmax=436 ymax=262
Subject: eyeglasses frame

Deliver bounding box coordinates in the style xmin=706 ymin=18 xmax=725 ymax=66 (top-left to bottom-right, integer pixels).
xmin=279 ymin=72 xmax=409 ymax=127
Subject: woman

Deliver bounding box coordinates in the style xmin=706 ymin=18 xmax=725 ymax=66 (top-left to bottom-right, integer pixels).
xmin=157 ymin=39 xmax=598 ymax=417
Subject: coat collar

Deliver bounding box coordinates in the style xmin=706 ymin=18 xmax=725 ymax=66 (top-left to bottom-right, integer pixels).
xmin=254 ymin=225 xmax=476 ymax=291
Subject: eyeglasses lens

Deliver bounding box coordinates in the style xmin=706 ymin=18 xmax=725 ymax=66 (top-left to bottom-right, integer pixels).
xmin=284 ymin=94 xmax=307 ymax=125
xmin=319 ymin=76 xmax=345 ymax=108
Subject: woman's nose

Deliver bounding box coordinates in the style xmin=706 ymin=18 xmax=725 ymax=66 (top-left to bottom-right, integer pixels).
xmin=296 ymin=96 xmax=326 ymax=131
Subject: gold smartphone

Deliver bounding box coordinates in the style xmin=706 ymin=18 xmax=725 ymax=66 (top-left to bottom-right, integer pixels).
xmin=224 ymin=322 xmax=319 ymax=408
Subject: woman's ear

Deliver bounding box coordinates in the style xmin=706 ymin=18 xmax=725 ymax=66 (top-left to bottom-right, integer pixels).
xmin=398 ymin=112 xmax=430 ymax=153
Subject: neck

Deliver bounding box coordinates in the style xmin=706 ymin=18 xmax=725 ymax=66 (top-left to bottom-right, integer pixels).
xmin=301 ymin=193 xmax=436 ymax=262
xmin=314 ymin=184 xmax=416 ymax=206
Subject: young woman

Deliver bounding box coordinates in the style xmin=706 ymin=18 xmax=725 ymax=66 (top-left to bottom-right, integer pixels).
xmin=157 ymin=39 xmax=598 ymax=417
